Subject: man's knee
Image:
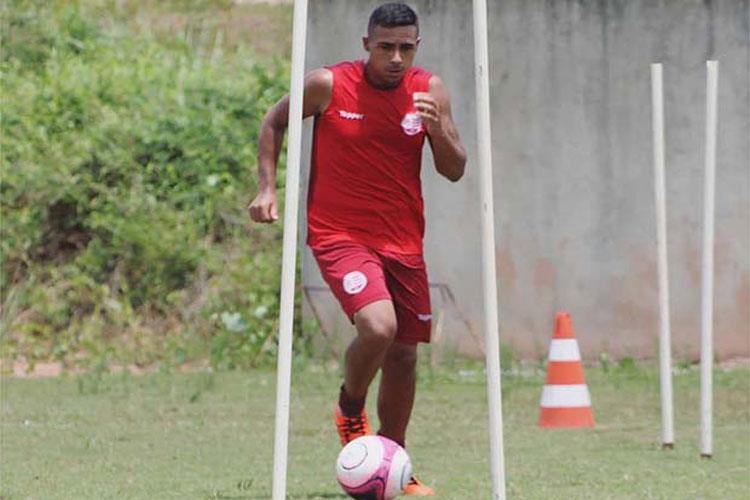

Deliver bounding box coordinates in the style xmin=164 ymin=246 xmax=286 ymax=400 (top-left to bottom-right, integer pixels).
xmin=384 ymin=343 xmax=418 ymax=373
xmin=354 ymin=302 xmax=398 ymax=346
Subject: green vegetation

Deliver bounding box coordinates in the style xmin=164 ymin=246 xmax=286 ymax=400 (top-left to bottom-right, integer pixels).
xmin=1 ymin=0 xmax=298 ymax=370
xmin=1 ymin=363 xmax=748 ymax=499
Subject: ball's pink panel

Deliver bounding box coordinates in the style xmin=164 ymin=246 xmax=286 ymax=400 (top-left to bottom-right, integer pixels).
xmin=336 ymin=435 xmax=411 ymax=500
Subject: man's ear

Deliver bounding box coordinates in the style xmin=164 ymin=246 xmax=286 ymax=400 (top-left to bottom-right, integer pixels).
xmin=362 ymin=36 xmax=370 ymax=52
xmin=416 ymin=37 xmax=421 ymax=48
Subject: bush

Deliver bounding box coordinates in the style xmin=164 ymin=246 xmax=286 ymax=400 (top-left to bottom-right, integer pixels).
xmin=1 ymin=1 xmax=297 ymax=369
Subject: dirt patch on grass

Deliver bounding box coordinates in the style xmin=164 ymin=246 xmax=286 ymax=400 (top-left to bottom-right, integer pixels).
xmin=0 ymin=359 xmax=212 ymax=378
xmin=234 ymin=0 xmax=292 ymax=4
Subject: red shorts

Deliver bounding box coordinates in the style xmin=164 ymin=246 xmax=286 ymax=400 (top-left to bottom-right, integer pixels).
xmin=311 ymin=242 xmax=432 ymax=344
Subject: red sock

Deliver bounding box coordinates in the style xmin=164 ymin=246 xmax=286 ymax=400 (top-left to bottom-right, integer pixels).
xmin=338 ymin=384 xmax=365 ymax=417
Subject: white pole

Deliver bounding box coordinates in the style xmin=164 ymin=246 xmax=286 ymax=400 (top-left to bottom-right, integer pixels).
xmin=700 ymin=59 xmax=718 ymax=459
xmin=472 ymin=1 xmax=507 ymax=498
xmin=650 ymin=63 xmax=674 ymax=449
xmin=272 ymin=0 xmax=309 ymax=498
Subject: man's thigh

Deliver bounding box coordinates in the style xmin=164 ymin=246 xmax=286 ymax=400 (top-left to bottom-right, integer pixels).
xmin=312 ymin=242 xmax=392 ymax=322
xmin=380 ymin=252 xmax=432 ymax=345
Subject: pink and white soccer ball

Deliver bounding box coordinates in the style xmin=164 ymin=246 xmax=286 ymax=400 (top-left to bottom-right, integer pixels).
xmin=335 ymin=435 xmax=412 ymax=500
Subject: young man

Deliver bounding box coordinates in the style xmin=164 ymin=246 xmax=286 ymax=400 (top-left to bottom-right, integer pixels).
xmin=249 ymin=3 xmax=465 ymax=495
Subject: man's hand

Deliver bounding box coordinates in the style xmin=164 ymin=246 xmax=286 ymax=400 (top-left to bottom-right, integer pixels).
xmin=248 ymin=188 xmax=279 ymax=223
xmin=421 ymin=76 xmax=466 ymax=181
xmin=413 ymin=92 xmax=443 ymax=135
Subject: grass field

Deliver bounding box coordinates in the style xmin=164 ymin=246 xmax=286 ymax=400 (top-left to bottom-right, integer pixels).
xmin=1 ymin=361 xmax=748 ymax=500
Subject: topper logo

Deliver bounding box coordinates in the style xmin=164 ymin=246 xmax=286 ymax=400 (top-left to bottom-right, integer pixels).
xmin=338 ymin=110 xmax=365 ymax=120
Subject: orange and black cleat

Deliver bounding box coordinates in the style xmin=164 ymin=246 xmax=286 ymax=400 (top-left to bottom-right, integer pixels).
xmin=403 ymin=475 xmax=435 ymax=496
xmin=334 ymin=404 xmax=372 ymax=446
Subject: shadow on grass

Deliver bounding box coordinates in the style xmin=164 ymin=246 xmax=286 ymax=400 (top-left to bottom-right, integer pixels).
xmin=203 ymin=492 xmax=348 ymax=500
xmin=292 ymin=495 xmax=349 ymax=500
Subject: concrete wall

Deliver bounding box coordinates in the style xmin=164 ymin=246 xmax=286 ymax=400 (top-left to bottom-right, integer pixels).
xmin=300 ymin=0 xmax=749 ymax=360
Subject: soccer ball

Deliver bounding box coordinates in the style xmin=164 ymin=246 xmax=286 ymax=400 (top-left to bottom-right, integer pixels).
xmin=335 ymin=435 xmax=412 ymax=500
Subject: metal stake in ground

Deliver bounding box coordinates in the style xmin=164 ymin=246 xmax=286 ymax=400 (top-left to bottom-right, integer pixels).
xmin=473 ymin=0 xmax=508 ymax=498
xmin=650 ymin=63 xmax=674 ymax=450
xmin=271 ymin=0 xmax=308 ymax=498
xmin=700 ymin=60 xmax=719 ymax=460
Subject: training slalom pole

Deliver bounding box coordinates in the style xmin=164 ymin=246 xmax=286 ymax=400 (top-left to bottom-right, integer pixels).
xmin=650 ymin=63 xmax=675 ymax=450
xmin=700 ymin=60 xmax=719 ymax=459
xmin=472 ymin=0 xmax=507 ymax=498
xmin=271 ymin=0 xmax=309 ymax=498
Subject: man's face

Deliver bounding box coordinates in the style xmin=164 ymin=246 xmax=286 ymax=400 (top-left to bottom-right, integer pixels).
xmin=363 ymin=25 xmax=420 ymax=88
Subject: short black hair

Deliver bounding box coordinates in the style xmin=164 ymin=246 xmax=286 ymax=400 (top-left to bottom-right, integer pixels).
xmin=368 ymin=3 xmax=419 ymax=35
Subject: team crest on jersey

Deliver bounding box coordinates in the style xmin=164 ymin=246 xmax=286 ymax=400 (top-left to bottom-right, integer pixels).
xmin=401 ymin=112 xmax=423 ymax=136
xmin=342 ymin=271 xmax=368 ymax=295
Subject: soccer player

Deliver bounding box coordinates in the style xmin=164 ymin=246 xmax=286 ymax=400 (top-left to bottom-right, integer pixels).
xmin=249 ymin=3 xmax=466 ymax=495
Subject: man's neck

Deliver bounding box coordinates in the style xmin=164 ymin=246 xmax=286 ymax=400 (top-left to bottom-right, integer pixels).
xmin=363 ymin=61 xmax=401 ymax=90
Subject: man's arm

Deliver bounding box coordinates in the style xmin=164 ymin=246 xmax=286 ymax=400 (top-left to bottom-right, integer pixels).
xmin=248 ymin=68 xmax=333 ymax=223
xmin=414 ymin=75 xmax=466 ymax=182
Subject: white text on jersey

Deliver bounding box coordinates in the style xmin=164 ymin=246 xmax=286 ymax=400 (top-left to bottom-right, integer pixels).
xmin=338 ymin=110 xmax=365 ymax=120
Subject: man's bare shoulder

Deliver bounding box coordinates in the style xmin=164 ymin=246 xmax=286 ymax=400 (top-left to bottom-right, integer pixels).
xmin=306 ymin=68 xmax=334 ymax=90
xmin=304 ymin=68 xmax=334 ymax=116
xmin=428 ymin=75 xmax=451 ymax=104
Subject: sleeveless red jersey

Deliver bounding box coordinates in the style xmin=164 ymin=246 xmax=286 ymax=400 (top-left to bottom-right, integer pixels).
xmin=307 ymin=60 xmax=433 ymax=255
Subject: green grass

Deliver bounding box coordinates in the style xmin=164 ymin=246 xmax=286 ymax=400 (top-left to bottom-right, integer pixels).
xmin=1 ymin=362 xmax=748 ymax=499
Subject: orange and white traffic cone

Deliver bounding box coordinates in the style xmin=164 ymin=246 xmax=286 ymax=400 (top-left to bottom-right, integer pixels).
xmin=538 ymin=312 xmax=595 ymax=428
